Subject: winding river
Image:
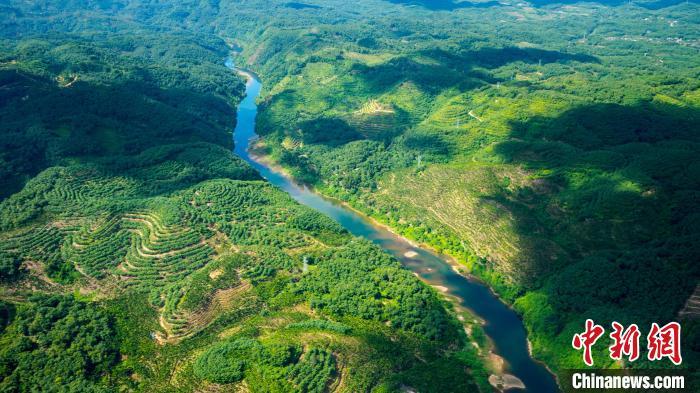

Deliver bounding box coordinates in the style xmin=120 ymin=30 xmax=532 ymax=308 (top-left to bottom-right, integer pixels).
xmin=226 ymin=58 xmax=560 ymax=393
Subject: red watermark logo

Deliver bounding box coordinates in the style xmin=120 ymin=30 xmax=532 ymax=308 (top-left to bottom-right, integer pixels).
xmin=647 ymin=322 xmax=682 ymax=365
xmin=572 ymin=320 xmax=682 ymax=366
xmin=609 ymin=322 xmax=641 ymax=362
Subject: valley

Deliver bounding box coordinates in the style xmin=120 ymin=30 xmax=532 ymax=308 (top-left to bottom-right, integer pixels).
xmin=1 ymin=0 xmax=699 ymax=392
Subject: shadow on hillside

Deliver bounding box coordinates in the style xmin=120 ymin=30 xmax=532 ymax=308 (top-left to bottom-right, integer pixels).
xmin=290 ymin=105 xmax=415 ymax=147
xmin=385 ymin=0 xmax=698 ymax=10
xmin=263 ymin=45 xmax=600 ymax=157
xmin=386 ymin=0 xmax=501 ymax=10
xmin=298 ymin=117 xmax=364 ymax=145
xmin=460 ymin=47 xmax=599 ymax=68
xmin=283 ymin=2 xmax=323 ymax=9
xmin=351 ymin=46 xmax=598 ymax=95
xmin=400 ymin=130 xmax=455 ymax=162
xmin=482 ymin=100 xmax=700 ymax=329
xmin=526 ymin=0 xmax=698 ymax=9
xmin=0 ymin=67 xmax=257 ymax=201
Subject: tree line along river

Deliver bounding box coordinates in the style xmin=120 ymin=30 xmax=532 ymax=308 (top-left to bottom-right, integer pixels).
xmin=226 ymin=57 xmax=560 ymax=393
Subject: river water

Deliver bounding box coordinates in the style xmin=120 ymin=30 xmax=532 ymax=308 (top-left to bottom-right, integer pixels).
xmin=227 ymin=58 xmax=560 ymax=393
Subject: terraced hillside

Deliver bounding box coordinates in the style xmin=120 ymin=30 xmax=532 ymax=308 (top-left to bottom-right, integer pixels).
xmin=2 ymin=0 xmax=699 ymax=390
xmin=1 ymin=169 xmax=488 ymax=391
xmin=236 ymin=0 xmax=700 ymax=374
xmin=0 ymin=3 xmax=492 ymax=391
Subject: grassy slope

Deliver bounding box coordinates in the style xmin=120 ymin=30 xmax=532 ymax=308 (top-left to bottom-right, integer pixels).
xmin=0 ymin=3 xmax=490 ymax=392
xmin=239 ymin=0 xmax=700 ymax=374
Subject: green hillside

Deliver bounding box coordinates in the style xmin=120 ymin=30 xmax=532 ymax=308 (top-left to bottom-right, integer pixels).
xmin=0 ymin=3 xmax=490 ymax=392
xmin=1 ymin=0 xmax=699 ymax=391
xmin=235 ymin=0 xmax=700 ymax=374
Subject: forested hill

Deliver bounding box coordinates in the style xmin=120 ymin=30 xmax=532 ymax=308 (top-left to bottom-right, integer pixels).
xmin=0 ymin=2 xmax=493 ymax=392
xmin=1 ymin=0 xmax=699 ymax=391
xmin=0 ymin=32 xmax=246 ymax=199
xmin=220 ymin=0 xmax=700 ymax=375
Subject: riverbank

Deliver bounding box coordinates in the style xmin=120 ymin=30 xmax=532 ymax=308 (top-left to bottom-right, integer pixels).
xmin=229 ymin=60 xmax=560 ymax=393
xmin=246 ymin=138 xmax=562 ymax=392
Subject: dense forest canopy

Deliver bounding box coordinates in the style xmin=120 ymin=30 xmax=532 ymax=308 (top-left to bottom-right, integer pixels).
xmin=289 ymin=0 xmax=697 ymax=372
xmin=0 ymin=1 xmax=500 ymax=392
xmin=224 ymin=0 xmax=700 ymax=375
xmin=0 ymin=0 xmax=699 ymax=391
